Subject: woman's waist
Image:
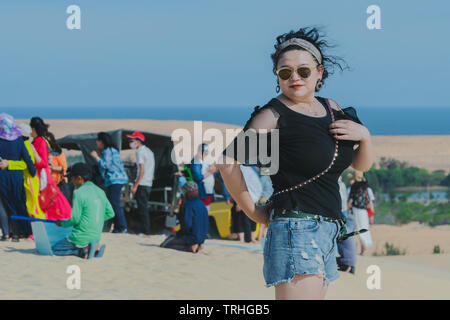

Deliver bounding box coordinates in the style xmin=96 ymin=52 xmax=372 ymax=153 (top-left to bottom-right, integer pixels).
xmin=271 ymin=208 xmax=344 ymax=223
xmin=271 ymin=176 xmax=339 ymax=196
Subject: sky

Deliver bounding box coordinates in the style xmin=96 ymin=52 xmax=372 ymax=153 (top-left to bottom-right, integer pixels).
xmin=0 ymin=0 xmax=449 ymax=108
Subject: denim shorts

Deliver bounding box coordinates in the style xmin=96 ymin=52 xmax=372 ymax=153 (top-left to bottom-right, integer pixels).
xmin=263 ymin=212 xmax=341 ymax=289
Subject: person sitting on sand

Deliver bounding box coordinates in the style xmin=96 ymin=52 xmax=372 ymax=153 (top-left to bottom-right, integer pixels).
xmin=53 ymin=163 xmax=115 ymax=259
xmin=160 ymin=181 xmax=209 ymax=253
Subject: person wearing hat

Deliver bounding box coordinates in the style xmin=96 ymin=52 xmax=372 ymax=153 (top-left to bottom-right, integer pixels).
xmin=53 ymin=163 xmax=115 ymax=258
xmin=126 ymin=131 xmax=155 ymax=236
xmin=160 ymin=181 xmax=209 ymax=253
xmin=0 ymin=114 xmax=37 ymax=241
xmin=4 ymin=122 xmax=45 ymax=220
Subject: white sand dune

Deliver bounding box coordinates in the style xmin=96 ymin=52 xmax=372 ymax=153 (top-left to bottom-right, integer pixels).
xmin=1 ymin=223 xmax=449 ymax=300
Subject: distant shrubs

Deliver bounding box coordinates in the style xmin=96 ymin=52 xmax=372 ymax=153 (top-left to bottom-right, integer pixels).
xmin=374 ymin=202 xmax=450 ymax=226
xmin=372 ymin=242 xmax=406 ymax=256
xmin=342 ymin=157 xmax=450 ymax=193
xmin=433 ymin=245 xmax=444 ymax=254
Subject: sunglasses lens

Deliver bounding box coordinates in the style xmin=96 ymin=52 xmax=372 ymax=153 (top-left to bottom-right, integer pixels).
xmin=298 ymin=67 xmax=311 ymax=78
xmin=277 ymin=68 xmax=292 ymax=80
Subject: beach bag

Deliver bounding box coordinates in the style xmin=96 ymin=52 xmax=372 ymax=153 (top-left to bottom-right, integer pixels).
xmin=38 ymin=183 xmax=59 ymax=212
xmin=351 ymin=188 xmax=369 ymax=209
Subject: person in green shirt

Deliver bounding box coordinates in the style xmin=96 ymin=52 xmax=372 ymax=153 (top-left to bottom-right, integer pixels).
xmin=53 ymin=163 xmax=115 ymax=259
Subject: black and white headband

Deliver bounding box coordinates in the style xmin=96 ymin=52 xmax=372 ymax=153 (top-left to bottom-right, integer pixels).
xmin=276 ymin=38 xmax=322 ymax=64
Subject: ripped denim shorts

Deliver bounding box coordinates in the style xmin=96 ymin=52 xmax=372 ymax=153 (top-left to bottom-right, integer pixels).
xmin=262 ymin=214 xmax=341 ymax=289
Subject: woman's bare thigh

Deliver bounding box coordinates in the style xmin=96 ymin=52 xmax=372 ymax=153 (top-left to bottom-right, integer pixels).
xmin=274 ymin=274 xmax=327 ymax=300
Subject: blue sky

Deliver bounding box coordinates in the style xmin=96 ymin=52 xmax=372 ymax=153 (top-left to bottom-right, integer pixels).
xmin=0 ymin=0 xmax=449 ymax=108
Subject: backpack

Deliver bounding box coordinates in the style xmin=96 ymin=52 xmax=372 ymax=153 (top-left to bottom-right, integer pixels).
xmin=351 ymin=187 xmax=368 ymax=209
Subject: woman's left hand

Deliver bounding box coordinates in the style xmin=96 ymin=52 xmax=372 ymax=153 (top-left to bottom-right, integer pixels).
xmin=329 ymin=120 xmax=370 ymax=142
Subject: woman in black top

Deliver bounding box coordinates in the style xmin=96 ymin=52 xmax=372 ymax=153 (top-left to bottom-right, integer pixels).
xmin=217 ymin=27 xmax=374 ymax=300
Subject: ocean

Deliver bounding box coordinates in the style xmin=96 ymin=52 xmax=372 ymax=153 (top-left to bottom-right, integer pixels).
xmin=3 ymin=106 xmax=450 ymax=135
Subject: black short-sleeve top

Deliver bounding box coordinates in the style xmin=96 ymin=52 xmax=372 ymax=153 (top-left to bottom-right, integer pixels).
xmin=222 ymin=96 xmax=363 ymax=219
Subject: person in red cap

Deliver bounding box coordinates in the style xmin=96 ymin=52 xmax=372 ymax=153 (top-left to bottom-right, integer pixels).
xmin=126 ymin=131 xmax=155 ymax=236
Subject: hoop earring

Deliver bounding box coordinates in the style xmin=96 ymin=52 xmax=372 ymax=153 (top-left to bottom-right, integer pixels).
xmin=315 ymin=79 xmax=323 ymax=92
xmin=276 ymin=84 xmax=280 ymax=93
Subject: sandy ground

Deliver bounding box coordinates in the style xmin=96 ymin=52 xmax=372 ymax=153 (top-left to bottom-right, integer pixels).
xmin=5 ymin=119 xmax=447 ymax=299
xmin=1 ymin=223 xmax=449 ymax=300
xmin=15 ymin=119 xmax=450 ymax=173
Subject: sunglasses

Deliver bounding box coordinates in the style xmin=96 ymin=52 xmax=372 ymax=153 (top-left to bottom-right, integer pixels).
xmin=276 ymin=66 xmax=312 ymax=81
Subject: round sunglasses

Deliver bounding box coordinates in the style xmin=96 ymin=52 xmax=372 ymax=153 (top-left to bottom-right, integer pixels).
xmin=276 ymin=66 xmax=312 ymax=81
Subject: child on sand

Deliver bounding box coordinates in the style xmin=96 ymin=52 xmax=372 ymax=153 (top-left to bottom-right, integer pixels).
xmin=53 ymin=163 xmax=115 ymax=259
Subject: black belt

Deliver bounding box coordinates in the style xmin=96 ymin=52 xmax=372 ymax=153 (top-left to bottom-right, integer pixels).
xmin=271 ymin=208 xmax=367 ymax=241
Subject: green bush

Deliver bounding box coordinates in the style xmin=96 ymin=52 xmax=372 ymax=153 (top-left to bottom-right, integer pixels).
xmin=433 ymin=245 xmax=443 ymax=254
xmin=374 ymin=202 xmax=450 ymax=226
xmin=372 ymin=242 xmax=406 ymax=256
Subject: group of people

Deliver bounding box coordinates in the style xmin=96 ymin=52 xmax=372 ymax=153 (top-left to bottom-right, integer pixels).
xmin=163 ymin=143 xmax=228 ymax=253
xmin=228 ymin=166 xmax=273 ymax=243
xmin=0 ymin=114 xmax=71 ymax=242
xmin=169 ymin=143 xmax=274 ymax=252
xmin=0 ymin=113 xmax=159 ymax=258
xmin=90 ymin=130 xmax=156 ymax=236
xmin=0 ymin=111 xmax=238 ymax=256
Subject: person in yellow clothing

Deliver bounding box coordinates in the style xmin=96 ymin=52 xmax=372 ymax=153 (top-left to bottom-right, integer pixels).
xmin=6 ymin=123 xmax=46 ymax=219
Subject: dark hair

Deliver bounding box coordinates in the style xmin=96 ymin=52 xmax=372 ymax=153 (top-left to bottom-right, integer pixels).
xmin=271 ymin=26 xmax=348 ymax=89
xmin=73 ymin=172 xmax=91 ymax=182
xmin=47 ymin=132 xmax=62 ymax=154
xmin=30 ymin=117 xmax=50 ymax=138
xmin=349 ymin=180 xmax=369 ymax=199
xmin=97 ymin=132 xmax=116 ymax=150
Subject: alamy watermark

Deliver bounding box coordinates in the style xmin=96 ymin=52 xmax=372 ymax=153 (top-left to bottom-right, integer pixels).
xmin=366 ymin=264 xmax=381 ymax=290
xmin=170 ymin=121 xmax=280 ymax=175
xmin=66 ymin=5 xmax=81 ymax=30
xmin=66 ymin=265 xmax=81 ymax=290
xmin=367 ymin=5 xmax=382 ymax=30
